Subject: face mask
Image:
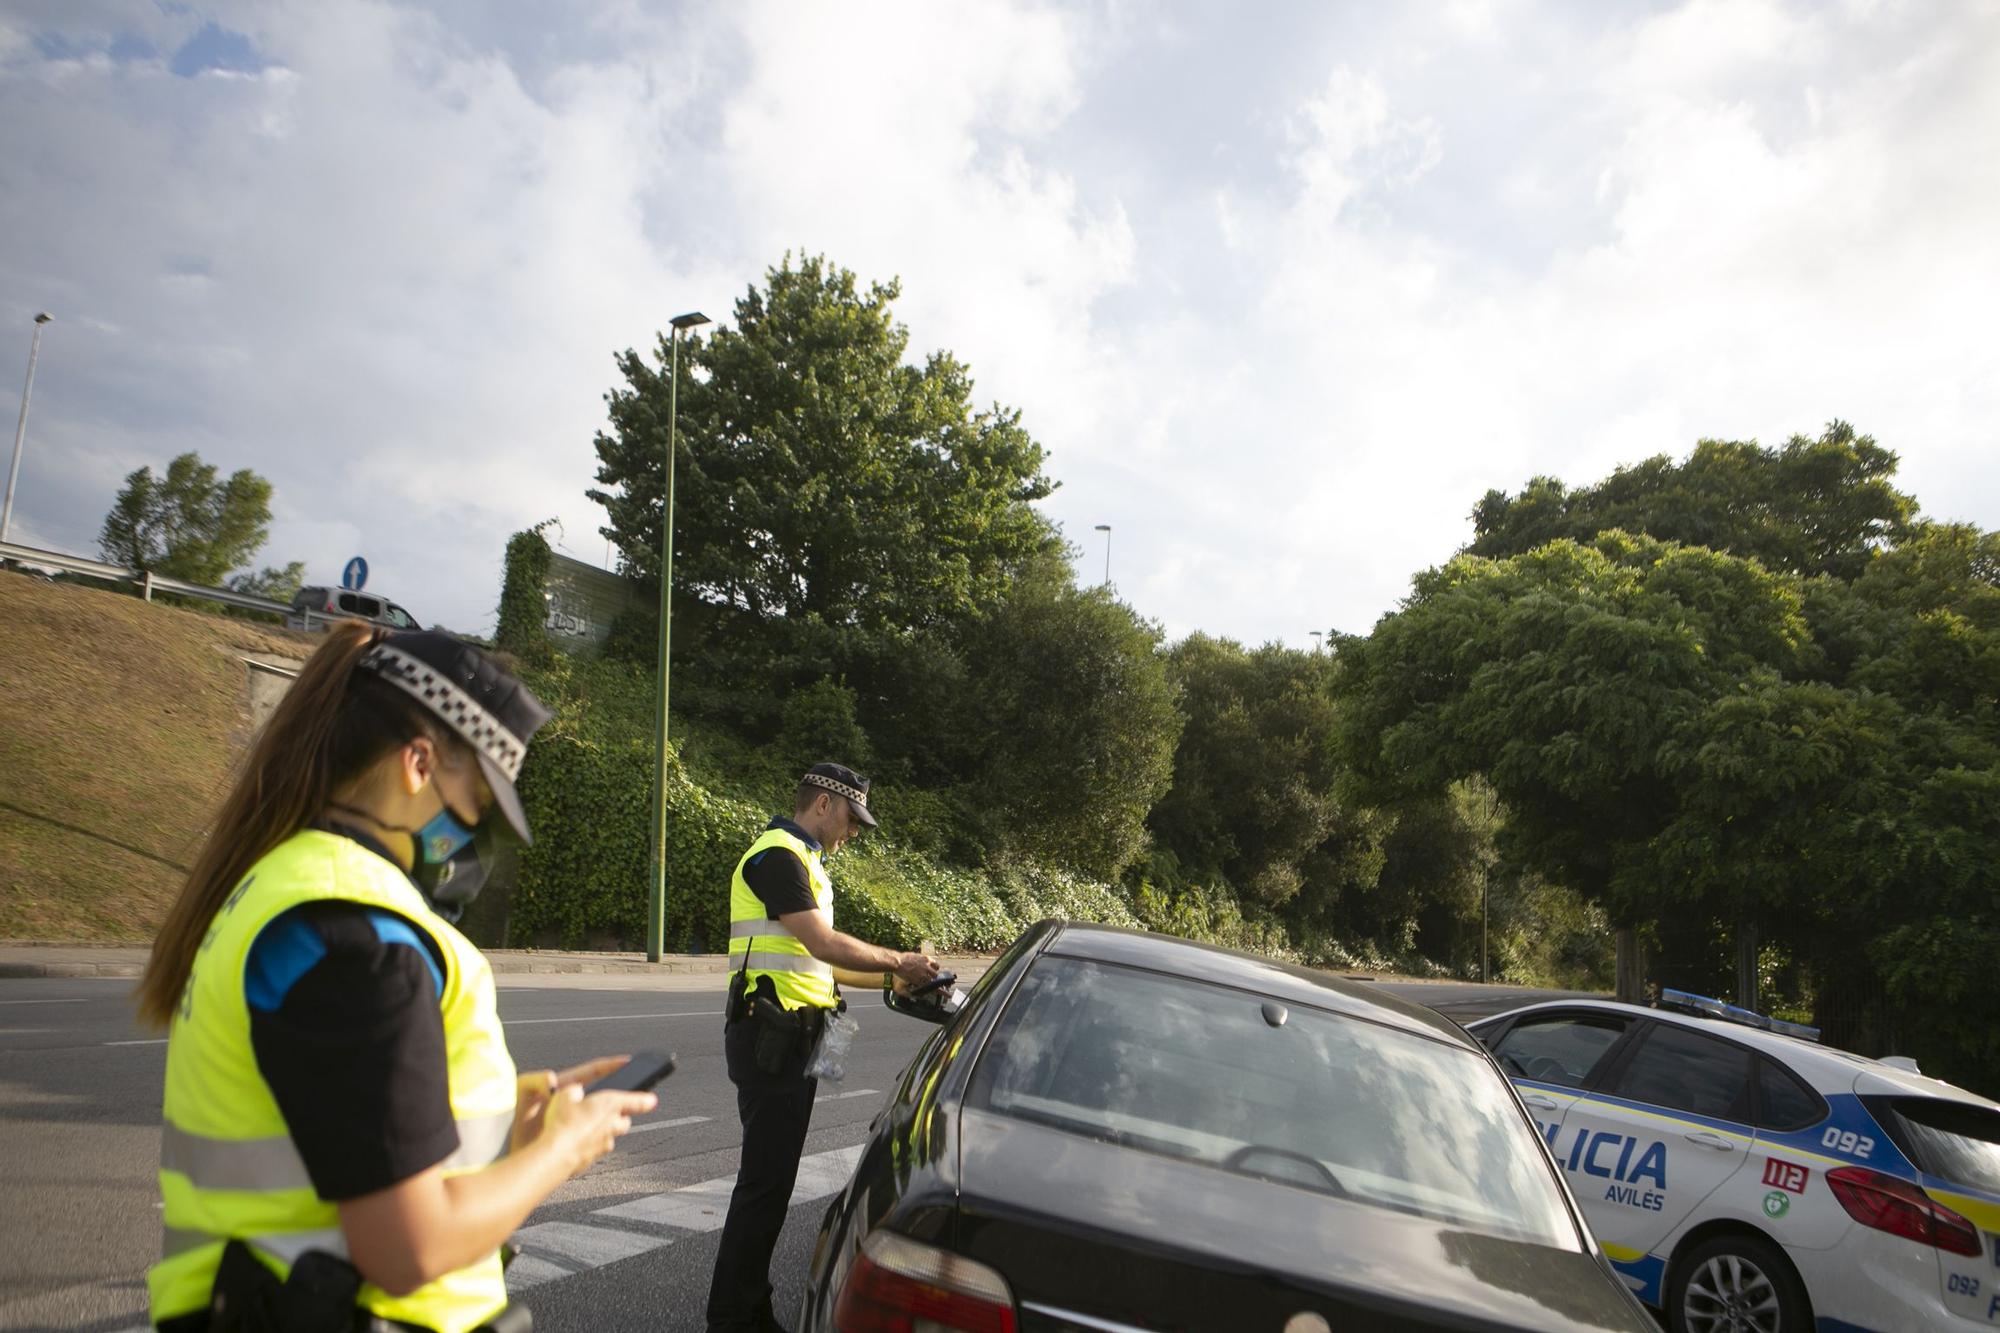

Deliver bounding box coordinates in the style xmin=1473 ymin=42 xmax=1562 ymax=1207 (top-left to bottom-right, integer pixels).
xmin=411 ymin=804 xmax=503 ymax=922
xmin=331 ymin=789 xmax=510 ymax=922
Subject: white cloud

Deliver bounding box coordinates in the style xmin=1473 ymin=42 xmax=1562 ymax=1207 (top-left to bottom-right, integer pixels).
xmin=0 ymin=0 xmax=1994 ymax=649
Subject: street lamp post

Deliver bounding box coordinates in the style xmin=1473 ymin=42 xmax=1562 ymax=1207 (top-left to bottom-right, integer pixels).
xmin=1310 ymin=630 xmax=1324 ymax=652
xmin=1 ymin=312 xmax=54 ymax=547
xmin=647 ymin=309 xmax=711 ymax=963
xmin=1094 ymin=523 xmax=1112 ymax=588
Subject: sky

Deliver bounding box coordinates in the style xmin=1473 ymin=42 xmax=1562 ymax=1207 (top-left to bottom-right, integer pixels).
xmin=1 ymin=0 xmax=1995 ymax=644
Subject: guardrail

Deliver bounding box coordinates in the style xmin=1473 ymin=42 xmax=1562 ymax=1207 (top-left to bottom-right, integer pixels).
xmin=0 ymin=539 xmax=341 ymax=630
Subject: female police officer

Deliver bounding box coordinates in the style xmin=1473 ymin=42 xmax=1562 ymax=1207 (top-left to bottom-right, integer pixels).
xmin=135 ymin=623 xmax=655 ymax=1332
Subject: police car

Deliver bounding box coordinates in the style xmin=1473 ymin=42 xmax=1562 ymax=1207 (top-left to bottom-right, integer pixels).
xmin=1468 ymin=992 xmax=2000 ymax=1332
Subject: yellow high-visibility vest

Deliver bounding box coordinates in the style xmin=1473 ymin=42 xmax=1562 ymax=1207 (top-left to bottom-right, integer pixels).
xmin=728 ymin=826 xmax=837 ymax=1011
xmin=149 ymin=830 xmax=517 ymax=1333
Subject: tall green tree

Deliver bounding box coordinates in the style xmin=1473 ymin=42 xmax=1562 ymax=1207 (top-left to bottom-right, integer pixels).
xmin=1148 ymin=636 xmax=1359 ymax=911
xmin=590 ymin=255 xmax=1060 ymax=637
xmin=956 ymin=557 xmax=1182 ymax=879
xmin=1470 ymin=421 xmax=1916 ymax=579
xmin=98 ymin=452 xmax=280 ymax=586
xmin=1332 ymin=533 xmax=1815 ymax=979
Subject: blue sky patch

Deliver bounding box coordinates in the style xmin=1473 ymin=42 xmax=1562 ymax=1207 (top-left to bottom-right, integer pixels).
xmin=169 ymin=22 xmax=267 ymax=79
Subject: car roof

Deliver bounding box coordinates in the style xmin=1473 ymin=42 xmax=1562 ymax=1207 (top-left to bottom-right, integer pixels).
xmin=1479 ymin=997 xmax=2000 ymax=1109
xmin=1041 ymin=921 xmax=1478 ymax=1051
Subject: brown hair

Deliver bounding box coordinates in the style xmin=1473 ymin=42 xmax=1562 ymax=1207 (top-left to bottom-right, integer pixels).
xmin=135 ymin=620 xmax=464 ymax=1028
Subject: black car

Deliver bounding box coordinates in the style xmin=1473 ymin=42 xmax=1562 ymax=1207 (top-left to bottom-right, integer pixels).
xmin=801 ymin=922 xmax=1656 ymax=1333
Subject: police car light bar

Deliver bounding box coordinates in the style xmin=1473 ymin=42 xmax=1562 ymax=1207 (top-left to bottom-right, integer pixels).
xmin=1657 ymin=988 xmax=1821 ymax=1043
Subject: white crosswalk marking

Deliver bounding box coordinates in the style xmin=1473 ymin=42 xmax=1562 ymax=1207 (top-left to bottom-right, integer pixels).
xmin=591 ymin=1181 xmax=736 ymax=1234
xmin=814 ymin=1086 xmax=881 ymax=1103
xmin=511 ymin=1219 xmax=669 ymax=1268
xmin=623 ymin=1113 xmax=711 ymax=1135
xmin=505 ymin=1143 xmax=865 ymax=1293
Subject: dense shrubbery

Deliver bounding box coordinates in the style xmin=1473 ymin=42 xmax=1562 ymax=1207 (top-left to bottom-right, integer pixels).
xmin=507 ymin=650 xmax=1143 ymax=955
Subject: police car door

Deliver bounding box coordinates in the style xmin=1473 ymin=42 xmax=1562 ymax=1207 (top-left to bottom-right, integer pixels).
xmin=1564 ymin=1021 xmax=1757 ymax=1272
xmin=1484 ymin=1010 xmax=1640 ymax=1156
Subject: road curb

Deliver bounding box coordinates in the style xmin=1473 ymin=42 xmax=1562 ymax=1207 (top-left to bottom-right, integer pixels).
xmin=0 ymin=960 xmax=145 ymax=978
xmin=489 ymin=957 xmax=733 ymax=976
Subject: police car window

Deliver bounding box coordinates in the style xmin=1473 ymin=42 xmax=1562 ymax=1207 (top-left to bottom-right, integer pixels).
xmin=1606 ymin=1024 xmax=1751 ymax=1122
xmin=967 ymin=956 xmax=1577 ymax=1250
xmin=386 ymin=605 xmax=416 ymax=629
xmin=1489 ymin=1015 xmax=1630 ymax=1089
xmin=1753 ymin=1059 xmax=1825 ymax=1131
xmin=1867 ymin=1097 xmax=2000 ymax=1195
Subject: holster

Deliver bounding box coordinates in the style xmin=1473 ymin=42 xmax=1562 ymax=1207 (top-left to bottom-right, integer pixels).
xmin=751 ymin=996 xmax=811 ymax=1075
xmin=210 ymin=1239 xmax=359 ymax=1333
xmin=206 ymin=1239 xmax=531 ymax=1333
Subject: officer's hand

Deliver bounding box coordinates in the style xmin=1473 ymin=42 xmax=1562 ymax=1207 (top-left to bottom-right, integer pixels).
xmin=539 ymin=1082 xmax=657 ymax=1180
xmin=893 ymin=952 xmax=940 ymax=987
xmin=513 ymin=1057 xmax=634 ymax=1152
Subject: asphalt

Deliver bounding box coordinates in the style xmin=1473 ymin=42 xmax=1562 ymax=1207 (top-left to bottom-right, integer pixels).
xmin=0 ymin=962 xmax=1588 ymax=1332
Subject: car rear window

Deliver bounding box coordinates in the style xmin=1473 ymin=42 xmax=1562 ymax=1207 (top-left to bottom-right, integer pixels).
xmin=1865 ymin=1097 xmax=2000 ymax=1195
xmin=967 ymin=956 xmax=1577 ymax=1248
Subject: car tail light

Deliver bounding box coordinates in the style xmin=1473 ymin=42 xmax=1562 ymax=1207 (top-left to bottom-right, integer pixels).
xmin=833 ymin=1229 xmax=1017 ymax=1333
xmin=324 ymin=594 xmax=336 ymax=612
xmin=1826 ymin=1165 xmax=1982 ymax=1256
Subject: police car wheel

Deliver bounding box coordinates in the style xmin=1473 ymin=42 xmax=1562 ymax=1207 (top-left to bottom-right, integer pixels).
xmin=1667 ymin=1233 xmax=1808 ymax=1333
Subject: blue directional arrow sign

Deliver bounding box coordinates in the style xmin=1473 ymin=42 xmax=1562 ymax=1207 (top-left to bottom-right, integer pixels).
xmin=341 ymin=556 xmax=368 ymax=591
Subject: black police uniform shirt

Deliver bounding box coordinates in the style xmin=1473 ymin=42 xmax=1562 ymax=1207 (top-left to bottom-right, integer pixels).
xmin=240 ymin=824 xmax=459 ymax=1201
xmin=739 ymin=817 xmax=822 ymax=918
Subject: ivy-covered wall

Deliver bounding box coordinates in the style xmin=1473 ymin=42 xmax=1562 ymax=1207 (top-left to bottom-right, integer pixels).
xmin=496 ymin=525 xmax=556 ymax=663
xmin=509 ymin=725 xmax=1143 ymax=952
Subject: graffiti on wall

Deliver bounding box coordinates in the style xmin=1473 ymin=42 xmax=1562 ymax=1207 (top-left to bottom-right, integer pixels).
xmin=545 ymin=586 xmax=594 ymax=639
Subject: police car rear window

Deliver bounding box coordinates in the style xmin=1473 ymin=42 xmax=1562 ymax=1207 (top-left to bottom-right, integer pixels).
xmin=968 ymin=957 xmax=1578 ymax=1249
xmin=1866 ymin=1097 xmax=2000 ymax=1195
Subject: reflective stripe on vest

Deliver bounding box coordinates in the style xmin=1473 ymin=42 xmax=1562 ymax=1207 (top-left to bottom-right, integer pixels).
xmin=161 ymin=1110 xmax=514 ymax=1192
xmin=148 ymin=830 xmax=517 ymax=1333
xmin=728 ymin=827 xmax=836 ymax=1010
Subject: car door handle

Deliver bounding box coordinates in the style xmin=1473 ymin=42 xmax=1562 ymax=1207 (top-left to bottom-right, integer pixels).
xmin=1684 ymin=1131 xmax=1736 ymax=1151
xmin=1521 ymin=1094 xmax=1558 ymax=1110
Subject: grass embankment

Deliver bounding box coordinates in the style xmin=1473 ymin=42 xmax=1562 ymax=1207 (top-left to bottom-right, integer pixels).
xmin=0 ymin=572 xmax=310 ymax=939
xmin=0 ymin=575 xmax=1135 ymax=956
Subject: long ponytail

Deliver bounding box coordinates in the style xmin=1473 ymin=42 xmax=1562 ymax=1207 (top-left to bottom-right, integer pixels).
xmin=135 ymin=620 xmax=451 ymax=1028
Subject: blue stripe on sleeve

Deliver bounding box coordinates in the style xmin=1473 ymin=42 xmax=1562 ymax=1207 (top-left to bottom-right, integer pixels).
xmin=364 ymin=910 xmax=444 ymax=999
xmin=245 ymin=906 xmax=444 ymax=1012
xmin=245 ymin=911 xmax=329 ymax=1013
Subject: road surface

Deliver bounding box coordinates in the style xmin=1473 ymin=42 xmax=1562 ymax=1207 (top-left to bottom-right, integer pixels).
xmin=0 ymin=971 xmax=1584 ymax=1331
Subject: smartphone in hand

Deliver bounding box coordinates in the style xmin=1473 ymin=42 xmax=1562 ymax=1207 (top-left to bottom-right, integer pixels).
xmin=584 ymin=1051 xmax=677 ymax=1095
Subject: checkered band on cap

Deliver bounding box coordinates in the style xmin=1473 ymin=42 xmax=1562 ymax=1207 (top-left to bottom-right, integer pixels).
xmin=802 ymin=771 xmax=868 ymax=807
xmin=359 ymin=644 xmax=527 ymax=781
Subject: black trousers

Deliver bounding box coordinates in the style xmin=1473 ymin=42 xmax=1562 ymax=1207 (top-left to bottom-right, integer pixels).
xmin=705 ymin=1014 xmax=819 ymax=1332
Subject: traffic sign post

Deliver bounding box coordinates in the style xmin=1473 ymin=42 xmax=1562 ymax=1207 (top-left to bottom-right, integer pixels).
xmin=341 ymin=556 xmax=368 ymax=591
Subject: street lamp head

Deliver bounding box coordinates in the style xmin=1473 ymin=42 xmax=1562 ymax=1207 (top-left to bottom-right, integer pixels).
xmin=33 ymin=312 xmax=52 ymax=325
xmin=1094 ymin=523 xmax=1111 ymax=532
xmin=669 ymin=311 xmax=711 ymax=330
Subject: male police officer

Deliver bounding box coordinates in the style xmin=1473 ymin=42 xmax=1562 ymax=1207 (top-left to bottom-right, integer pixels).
xmin=706 ymin=762 xmax=939 ymax=1333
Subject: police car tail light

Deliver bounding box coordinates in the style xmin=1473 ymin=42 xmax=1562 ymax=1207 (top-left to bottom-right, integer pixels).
xmin=833 ymin=1228 xmax=1018 ymax=1333
xmin=1826 ymin=1166 xmax=1982 ymax=1256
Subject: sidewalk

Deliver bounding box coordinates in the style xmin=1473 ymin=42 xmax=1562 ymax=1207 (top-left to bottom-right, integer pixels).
xmin=0 ymin=940 xmax=993 ymax=983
